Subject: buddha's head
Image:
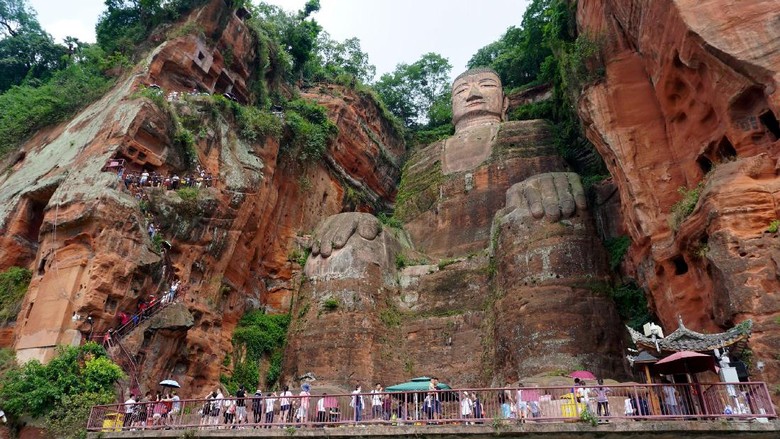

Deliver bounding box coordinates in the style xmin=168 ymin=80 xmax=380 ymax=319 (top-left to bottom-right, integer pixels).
xmin=451 ymin=68 xmax=507 ymax=132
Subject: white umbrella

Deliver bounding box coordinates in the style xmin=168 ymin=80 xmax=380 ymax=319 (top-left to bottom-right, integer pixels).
xmin=160 ymin=379 xmax=181 ymax=388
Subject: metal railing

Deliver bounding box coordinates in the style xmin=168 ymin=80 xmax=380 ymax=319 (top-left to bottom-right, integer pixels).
xmin=87 ymin=382 xmax=776 ymax=432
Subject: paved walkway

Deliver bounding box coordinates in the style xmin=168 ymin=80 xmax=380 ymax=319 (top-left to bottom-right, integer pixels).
xmin=89 ymin=420 xmax=780 ymax=438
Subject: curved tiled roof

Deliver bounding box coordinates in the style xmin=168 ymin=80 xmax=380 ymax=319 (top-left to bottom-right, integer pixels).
xmin=627 ymin=318 xmax=752 ymax=354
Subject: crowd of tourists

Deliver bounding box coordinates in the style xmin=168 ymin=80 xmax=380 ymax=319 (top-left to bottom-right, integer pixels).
xmin=122 ymin=167 xmax=215 ymax=194
xmin=116 ymin=377 xmax=629 ymax=430
xmin=100 ymin=278 xmax=185 ymax=348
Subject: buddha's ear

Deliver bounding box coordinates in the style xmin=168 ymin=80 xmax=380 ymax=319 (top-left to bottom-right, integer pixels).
xmin=501 ymin=95 xmax=509 ymax=121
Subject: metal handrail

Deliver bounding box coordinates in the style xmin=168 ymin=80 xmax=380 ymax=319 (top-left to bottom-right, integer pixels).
xmin=87 ymin=382 xmax=776 ymax=432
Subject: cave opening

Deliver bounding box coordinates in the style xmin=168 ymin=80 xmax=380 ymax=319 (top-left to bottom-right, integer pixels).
xmin=759 ymin=110 xmax=780 ymax=140
xmin=672 ymin=256 xmax=689 ymax=275
xmin=696 ymin=156 xmax=713 ymax=174
xmin=717 ymin=137 xmax=737 ymax=160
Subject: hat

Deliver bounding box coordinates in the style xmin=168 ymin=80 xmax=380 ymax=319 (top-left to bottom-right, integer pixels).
xmin=255 ymin=389 xmax=262 ymax=395
xmin=302 ymin=383 xmax=311 ymax=392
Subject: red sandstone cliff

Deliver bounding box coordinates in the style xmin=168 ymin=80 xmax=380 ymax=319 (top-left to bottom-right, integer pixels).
xmin=0 ymin=0 xmax=403 ymax=394
xmin=577 ymin=0 xmax=780 ymax=388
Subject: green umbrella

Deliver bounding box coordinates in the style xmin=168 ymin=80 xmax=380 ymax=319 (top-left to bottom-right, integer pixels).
xmin=386 ymin=376 xmax=452 ymax=392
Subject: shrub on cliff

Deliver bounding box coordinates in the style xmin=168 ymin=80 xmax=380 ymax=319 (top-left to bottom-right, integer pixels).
xmin=222 ymin=311 xmax=290 ymax=392
xmin=0 ymin=266 xmax=31 ymax=324
xmin=283 ymin=98 xmax=338 ymax=163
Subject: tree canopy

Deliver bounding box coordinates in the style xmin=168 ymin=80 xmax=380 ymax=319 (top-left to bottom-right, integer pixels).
xmin=374 ymin=52 xmax=452 ymax=129
xmin=0 ymin=343 xmax=123 ymax=439
xmin=0 ymin=0 xmax=68 ymax=92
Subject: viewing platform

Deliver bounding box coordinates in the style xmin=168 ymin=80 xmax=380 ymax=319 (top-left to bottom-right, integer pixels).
xmin=88 ymin=382 xmax=778 ymax=438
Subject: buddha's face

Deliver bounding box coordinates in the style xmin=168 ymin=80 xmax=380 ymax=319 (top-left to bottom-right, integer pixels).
xmin=451 ymin=70 xmax=506 ymax=129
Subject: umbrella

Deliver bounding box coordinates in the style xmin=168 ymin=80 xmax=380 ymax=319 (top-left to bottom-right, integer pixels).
xmin=568 ymin=370 xmax=596 ymax=380
xmin=653 ymin=351 xmax=718 ymax=375
xmin=385 ymin=376 xmax=452 ymax=392
xmin=159 ymin=379 xmax=181 ymax=388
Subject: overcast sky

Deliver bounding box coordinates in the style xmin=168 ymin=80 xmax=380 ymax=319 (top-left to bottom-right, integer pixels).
xmin=27 ymin=0 xmax=529 ymax=81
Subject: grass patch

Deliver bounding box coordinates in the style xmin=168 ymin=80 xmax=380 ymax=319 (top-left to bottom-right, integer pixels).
xmin=377 ymin=212 xmax=403 ymax=229
xmin=322 ymin=298 xmax=339 ymax=311
xmin=670 ymin=183 xmax=703 ymax=230
xmin=288 ymin=248 xmax=310 ymax=267
xmin=767 ymin=219 xmax=779 ymax=234
xmin=0 ymin=267 xmax=32 ymax=324
xmin=604 ymin=235 xmax=630 ymax=271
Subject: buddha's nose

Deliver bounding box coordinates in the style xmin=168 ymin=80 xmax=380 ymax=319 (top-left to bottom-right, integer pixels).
xmin=466 ymin=84 xmax=483 ymax=101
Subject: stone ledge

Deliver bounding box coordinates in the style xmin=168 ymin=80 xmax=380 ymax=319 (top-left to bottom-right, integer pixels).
xmin=90 ymin=420 xmax=780 ymax=438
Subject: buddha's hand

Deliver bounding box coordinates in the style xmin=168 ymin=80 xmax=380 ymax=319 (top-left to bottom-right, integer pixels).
xmin=311 ymin=213 xmax=381 ymax=258
xmin=506 ymin=172 xmax=587 ymax=221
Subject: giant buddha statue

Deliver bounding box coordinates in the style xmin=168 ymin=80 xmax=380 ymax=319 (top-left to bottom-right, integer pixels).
xmin=284 ymin=68 xmax=627 ymax=388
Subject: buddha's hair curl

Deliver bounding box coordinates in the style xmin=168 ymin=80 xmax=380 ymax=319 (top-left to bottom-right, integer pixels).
xmin=453 ymin=67 xmax=501 ymax=87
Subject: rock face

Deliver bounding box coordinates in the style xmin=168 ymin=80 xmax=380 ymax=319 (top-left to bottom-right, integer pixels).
xmin=0 ymin=0 xmax=403 ymax=394
xmin=577 ymin=0 xmax=780 ymax=387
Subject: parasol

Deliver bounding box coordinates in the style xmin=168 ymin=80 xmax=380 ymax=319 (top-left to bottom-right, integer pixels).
xmin=653 ymin=351 xmax=718 ymax=375
xmin=159 ymin=379 xmax=181 ymax=388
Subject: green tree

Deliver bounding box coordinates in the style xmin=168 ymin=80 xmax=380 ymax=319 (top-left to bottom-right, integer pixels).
xmin=0 ymin=343 xmax=123 ymax=420
xmin=310 ymin=31 xmax=375 ymax=83
xmin=0 ymin=0 xmax=67 ymax=92
xmin=467 ymin=0 xmax=557 ymax=89
xmin=374 ymin=52 xmax=452 ymax=128
xmin=255 ymin=0 xmax=322 ymax=81
xmin=95 ymin=0 xmax=207 ymax=56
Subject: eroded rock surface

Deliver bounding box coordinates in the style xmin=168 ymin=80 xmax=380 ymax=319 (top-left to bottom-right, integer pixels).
xmin=578 ymin=0 xmax=780 ymax=388
xmin=0 ymin=0 xmax=404 ymax=394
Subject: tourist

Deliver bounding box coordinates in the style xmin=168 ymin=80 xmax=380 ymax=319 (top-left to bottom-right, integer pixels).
xmin=140 ymin=170 xmax=150 ymax=186
xmin=382 ymin=393 xmax=392 ymax=421
xmin=252 ymin=389 xmax=263 ymax=424
xmin=151 ymin=393 xmax=166 ymax=427
xmin=315 ymin=393 xmax=327 ymax=424
xmin=222 ymin=393 xmax=235 ymax=426
xmin=515 ymin=384 xmax=528 ymax=422
xmin=596 ymin=379 xmax=611 ymax=417
xmin=498 ymin=391 xmax=513 ymax=419
xmin=662 ymin=380 xmax=680 ymax=415
xmin=473 ymin=393 xmax=483 ymax=423
xmin=264 ymin=392 xmax=277 ymax=427
xmin=460 ymin=391 xmax=473 ymax=423
xmin=371 ymin=383 xmax=383 ymax=420
xmin=298 ymin=383 xmax=311 ymax=424
xmin=103 ymin=329 xmax=113 ymax=349
xmin=428 ymin=377 xmax=441 ymax=421
xmin=139 ymin=392 xmax=152 ymax=428
xmin=279 ymin=385 xmax=293 ymax=424
xmin=208 ymin=390 xmax=222 ymax=426
xmin=350 ymin=384 xmax=364 ymax=423
xmin=235 ymin=385 xmax=247 ymax=425
xmin=123 ymin=393 xmax=136 ymax=429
